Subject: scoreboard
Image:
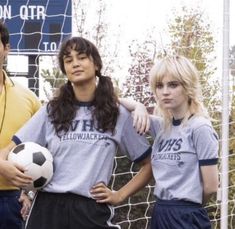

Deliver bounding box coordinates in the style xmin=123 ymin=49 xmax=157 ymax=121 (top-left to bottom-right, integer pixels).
xmin=0 ymin=0 xmax=72 ymax=54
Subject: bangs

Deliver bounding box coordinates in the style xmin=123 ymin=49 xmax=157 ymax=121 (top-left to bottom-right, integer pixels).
xmin=152 ymin=62 xmax=180 ymax=86
xmin=157 ymin=59 xmax=183 ymax=83
xmin=62 ymin=37 xmax=92 ymax=57
xmin=150 ymin=57 xmax=185 ymax=93
xmin=58 ymin=36 xmax=103 ymax=75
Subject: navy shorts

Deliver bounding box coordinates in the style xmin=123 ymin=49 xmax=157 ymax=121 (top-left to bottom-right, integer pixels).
xmin=0 ymin=190 xmax=23 ymax=229
xmin=25 ymin=191 xmax=120 ymax=229
xmin=151 ymin=199 xmax=212 ymax=229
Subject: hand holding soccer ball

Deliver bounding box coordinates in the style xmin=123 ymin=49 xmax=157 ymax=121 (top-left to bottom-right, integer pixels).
xmin=8 ymin=142 xmax=53 ymax=191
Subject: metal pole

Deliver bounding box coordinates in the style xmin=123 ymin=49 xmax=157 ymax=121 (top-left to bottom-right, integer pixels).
xmin=221 ymin=0 xmax=230 ymax=228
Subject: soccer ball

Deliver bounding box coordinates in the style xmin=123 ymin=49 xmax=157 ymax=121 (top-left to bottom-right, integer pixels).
xmin=8 ymin=142 xmax=53 ymax=191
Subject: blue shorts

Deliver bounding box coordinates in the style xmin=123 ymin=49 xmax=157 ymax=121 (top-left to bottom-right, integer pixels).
xmin=0 ymin=190 xmax=23 ymax=229
xmin=151 ymin=199 xmax=211 ymax=229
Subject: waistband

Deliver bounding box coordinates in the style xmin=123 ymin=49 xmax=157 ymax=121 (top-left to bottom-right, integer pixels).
xmin=0 ymin=190 xmax=21 ymax=197
xmin=156 ymin=199 xmax=202 ymax=207
xmin=37 ymin=191 xmax=89 ymax=200
xmin=37 ymin=191 xmax=99 ymax=204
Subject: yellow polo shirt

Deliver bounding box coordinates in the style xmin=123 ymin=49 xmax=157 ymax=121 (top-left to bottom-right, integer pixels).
xmin=0 ymin=71 xmax=41 ymax=189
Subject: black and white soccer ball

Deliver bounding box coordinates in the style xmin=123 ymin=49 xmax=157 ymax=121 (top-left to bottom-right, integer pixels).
xmin=8 ymin=142 xmax=53 ymax=191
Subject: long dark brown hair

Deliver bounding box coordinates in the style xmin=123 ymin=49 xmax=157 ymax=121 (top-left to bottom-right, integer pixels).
xmin=47 ymin=37 xmax=119 ymax=136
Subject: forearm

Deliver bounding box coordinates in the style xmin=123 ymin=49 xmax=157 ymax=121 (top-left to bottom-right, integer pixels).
xmin=119 ymin=98 xmax=140 ymax=112
xmin=202 ymin=184 xmax=218 ymax=205
xmin=116 ymin=160 xmax=152 ymax=202
xmin=119 ymin=98 xmax=150 ymax=134
xmin=0 ymin=141 xmax=16 ymax=159
xmin=0 ymin=141 xmax=16 ymax=177
xmin=201 ymin=165 xmax=219 ymax=205
xmin=90 ymin=158 xmax=152 ymax=205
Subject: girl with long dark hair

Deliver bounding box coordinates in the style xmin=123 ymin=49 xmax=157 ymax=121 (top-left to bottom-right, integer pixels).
xmin=0 ymin=37 xmax=152 ymax=229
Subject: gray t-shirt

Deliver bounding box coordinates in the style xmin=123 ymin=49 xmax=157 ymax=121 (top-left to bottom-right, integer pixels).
xmin=149 ymin=115 xmax=218 ymax=204
xmin=13 ymin=103 xmax=151 ymax=198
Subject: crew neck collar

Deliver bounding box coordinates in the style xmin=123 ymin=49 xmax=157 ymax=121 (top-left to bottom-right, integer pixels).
xmin=74 ymin=100 xmax=94 ymax=107
xmin=172 ymin=117 xmax=183 ymax=126
xmin=172 ymin=114 xmax=194 ymax=126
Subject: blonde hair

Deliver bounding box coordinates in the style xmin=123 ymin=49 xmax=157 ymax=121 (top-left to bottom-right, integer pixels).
xmin=149 ymin=55 xmax=208 ymax=127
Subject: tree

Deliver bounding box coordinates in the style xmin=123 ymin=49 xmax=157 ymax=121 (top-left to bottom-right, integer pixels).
xmin=167 ymin=6 xmax=220 ymax=119
xmin=73 ymin=0 xmax=121 ymax=77
xmin=230 ymin=45 xmax=235 ymax=82
xmin=122 ymin=6 xmax=219 ymax=117
xmin=122 ymin=39 xmax=157 ymax=112
xmin=229 ymin=45 xmax=235 ymax=151
xmin=228 ymin=45 xmax=235 ymax=228
xmin=40 ymin=67 xmax=66 ymax=99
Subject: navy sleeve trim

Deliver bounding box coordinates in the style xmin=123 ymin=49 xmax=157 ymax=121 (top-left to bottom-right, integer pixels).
xmin=199 ymin=158 xmax=218 ymax=166
xmin=134 ymin=147 xmax=152 ymax=163
xmin=12 ymin=135 xmax=22 ymax=145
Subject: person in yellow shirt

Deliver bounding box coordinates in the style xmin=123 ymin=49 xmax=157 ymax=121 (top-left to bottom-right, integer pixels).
xmin=0 ymin=21 xmax=41 ymax=228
